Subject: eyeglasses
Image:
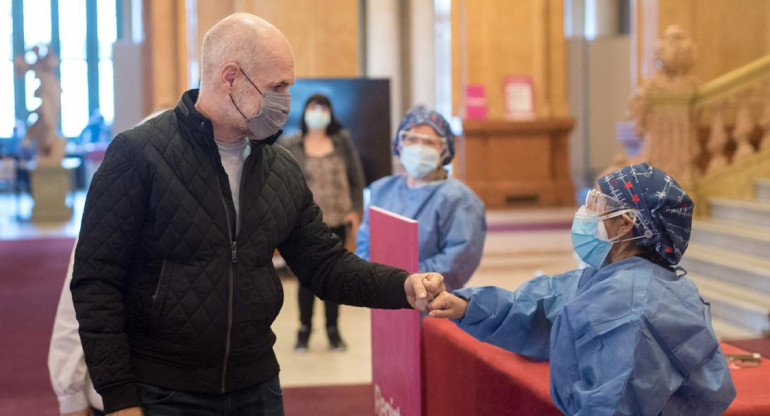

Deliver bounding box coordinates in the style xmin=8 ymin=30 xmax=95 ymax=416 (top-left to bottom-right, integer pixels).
xmin=399 ymin=131 xmax=445 ymax=148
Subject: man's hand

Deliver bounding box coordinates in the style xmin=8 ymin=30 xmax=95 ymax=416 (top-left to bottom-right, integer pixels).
xmin=107 ymin=407 xmax=143 ymax=416
xmin=428 ymin=291 xmax=469 ymax=320
xmin=405 ymin=273 xmax=445 ymax=311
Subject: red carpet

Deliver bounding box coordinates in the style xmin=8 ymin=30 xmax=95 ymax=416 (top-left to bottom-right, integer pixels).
xmin=0 ymin=238 xmax=75 ymax=415
xmin=0 ymin=237 xmax=373 ymax=415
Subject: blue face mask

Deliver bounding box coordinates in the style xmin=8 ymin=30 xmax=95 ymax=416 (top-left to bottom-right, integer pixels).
xmin=571 ymin=206 xmax=613 ymax=269
xmin=400 ymin=145 xmax=440 ymax=179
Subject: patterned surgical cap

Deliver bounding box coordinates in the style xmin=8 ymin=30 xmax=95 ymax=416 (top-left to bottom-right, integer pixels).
xmin=598 ymin=163 xmax=694 ymax=265
xmin=393 ymin=106 xmax=455 ymax=165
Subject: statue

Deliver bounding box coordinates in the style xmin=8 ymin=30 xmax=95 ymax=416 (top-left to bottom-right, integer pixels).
xmin=653 ymin=25 xmax=697 ymax=83
xmin=627 ymin=25 xmax=699 ymax=186
xmin=14 ymin=46 xmax=72 ymax=222
xmin=630 ymin=25 xmax=698 ymax=137
xmin=14 ymin=46 xmax=66 ymax=166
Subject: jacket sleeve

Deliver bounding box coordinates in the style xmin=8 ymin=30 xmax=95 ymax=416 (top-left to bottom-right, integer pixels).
xmin=278 ymin=179 xmax=410 ymax=310
xmin=453 ymin=271 xmax=581 ymax=360
xmin=419 ymin=198 xmax=486 ymax=291
xmin=340 ymin=130 xmax=366 ymax=212
xmin=49 ymin=240 xmax=103 ymax=414
xmin=70 ymin=135 xmax=146 ymax=413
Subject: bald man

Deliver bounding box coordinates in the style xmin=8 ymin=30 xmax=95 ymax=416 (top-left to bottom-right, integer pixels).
xmin=71 ymin=13 xmax=444 ymax=416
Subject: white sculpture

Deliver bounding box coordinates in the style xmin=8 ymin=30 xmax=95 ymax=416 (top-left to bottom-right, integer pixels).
xmin=14 ymin=46 xmax=66 ymax=166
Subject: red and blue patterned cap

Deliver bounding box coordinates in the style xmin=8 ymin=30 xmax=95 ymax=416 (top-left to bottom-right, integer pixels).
xmin=598 ymin=163 xmax=694 ymax=265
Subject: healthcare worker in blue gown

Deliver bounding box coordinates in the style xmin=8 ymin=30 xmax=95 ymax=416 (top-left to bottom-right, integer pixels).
xmin=428 ymin=164 xmax=736 ymax=416
xmin=355 ymin=106 xmax=486 ymax=291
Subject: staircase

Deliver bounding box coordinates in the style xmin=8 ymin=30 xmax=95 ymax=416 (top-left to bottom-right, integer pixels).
xmin=680 ymin=178 xmax=770 ymax=339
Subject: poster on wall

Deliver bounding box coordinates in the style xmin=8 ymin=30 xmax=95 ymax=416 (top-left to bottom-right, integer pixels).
xmin=464 ymin=85 xmax=488 ymax=119
xmin=503 ymin=75 xmax=535 ymax=120
xmin=370 ymin=206 xmax=421 ymax=416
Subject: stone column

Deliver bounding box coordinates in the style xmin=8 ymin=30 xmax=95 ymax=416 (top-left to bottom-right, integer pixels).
xmin=365 ymin=0 xmax=403 ymax=134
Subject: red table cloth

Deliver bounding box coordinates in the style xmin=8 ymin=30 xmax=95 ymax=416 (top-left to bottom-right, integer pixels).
xmin=422 ymin=318 xmax=770 ymax=416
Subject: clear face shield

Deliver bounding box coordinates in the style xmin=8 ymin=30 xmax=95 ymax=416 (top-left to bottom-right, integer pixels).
xmin=397 ymin=130 xmax=449 ymax=162
xmin=583 ymin=189 xmax=653 ymax=241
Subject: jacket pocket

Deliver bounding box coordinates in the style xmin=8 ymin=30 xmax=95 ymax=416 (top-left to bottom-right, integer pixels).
xmin=151 ymin=260 xmax=174 ymax=324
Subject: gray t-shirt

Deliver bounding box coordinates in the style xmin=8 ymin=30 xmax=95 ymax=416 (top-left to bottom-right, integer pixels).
xmin=215 ymin=138 xmax=251 ymax=233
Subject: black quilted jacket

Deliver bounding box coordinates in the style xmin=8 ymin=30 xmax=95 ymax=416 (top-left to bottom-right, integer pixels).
xmin=71 ymin=89 xmax=410 ymax=413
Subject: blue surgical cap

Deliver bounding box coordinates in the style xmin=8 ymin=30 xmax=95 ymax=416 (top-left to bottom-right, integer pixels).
xmin=599 ymin=163 xmax=694 ymax=265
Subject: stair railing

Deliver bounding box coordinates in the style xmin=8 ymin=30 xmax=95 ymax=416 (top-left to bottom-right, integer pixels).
xmin=629 ymin=26 xmax=770 ymax=209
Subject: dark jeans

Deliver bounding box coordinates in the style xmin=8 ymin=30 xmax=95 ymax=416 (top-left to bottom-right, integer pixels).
xmin=298 ymin=225 xmax=346 ymax=329
xmin=136 ymin=375 xmax=283 ymax=416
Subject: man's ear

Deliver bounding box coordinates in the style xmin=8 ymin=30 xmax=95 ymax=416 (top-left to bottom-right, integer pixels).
xmin=220 ymin=62 xmax=239 ymax=92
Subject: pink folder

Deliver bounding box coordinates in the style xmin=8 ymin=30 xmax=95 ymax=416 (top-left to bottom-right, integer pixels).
xmin=369 ymin=206 xmax=422 ymax=416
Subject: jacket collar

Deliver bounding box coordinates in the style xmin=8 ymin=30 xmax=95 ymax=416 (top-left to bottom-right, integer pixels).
xmin=175 ymin=89 xmax=215 ymax=140
xmin=175 ymin=89 xmax=283 ymax=147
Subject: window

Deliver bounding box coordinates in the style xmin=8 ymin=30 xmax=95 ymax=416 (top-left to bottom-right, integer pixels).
xmin=0 ymin=0 xmax=14 ymax=138
xmin=2 ymin=0 xmax=120 ymax=141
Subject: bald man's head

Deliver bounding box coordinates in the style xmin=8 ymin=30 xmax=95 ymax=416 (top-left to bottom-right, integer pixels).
xmin=200 ymin=13 xmax=294 ymax=86
xmin=195 ymin=13 xmax=295 ymax=142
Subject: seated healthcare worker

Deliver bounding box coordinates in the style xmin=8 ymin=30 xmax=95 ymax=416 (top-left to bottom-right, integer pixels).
xmin=428 ymin=163 xmax=736 ymax=416
xmin=355 ymin=106 xmax=486 ymax=291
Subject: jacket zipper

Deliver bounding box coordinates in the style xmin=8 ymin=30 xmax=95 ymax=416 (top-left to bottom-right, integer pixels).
xmin=207 ymin=136 xmax=255 ymax=393
xmin=204 ymin=136 xmax=238 ymax=393
xmin=219 ymin=192 xmax=236 ymax=393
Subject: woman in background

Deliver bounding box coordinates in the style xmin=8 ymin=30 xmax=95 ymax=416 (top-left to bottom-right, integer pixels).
xmin=355 ymin=106 xmax=486 ymax=291
xmin=281 ymin=94 xmax=366 ymax=352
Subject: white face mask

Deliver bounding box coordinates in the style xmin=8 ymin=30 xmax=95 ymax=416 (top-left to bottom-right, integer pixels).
xmin=304 ymin=110 xmax=331 ymax=130
xmin=400 ymin=145 xmax=440 ymax=179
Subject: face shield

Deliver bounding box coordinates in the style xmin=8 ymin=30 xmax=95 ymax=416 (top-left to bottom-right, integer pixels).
xmin=583 ymin=189 xmax=654 ymax=240
xmin=397 ymin=130 xmax=449 ymax=165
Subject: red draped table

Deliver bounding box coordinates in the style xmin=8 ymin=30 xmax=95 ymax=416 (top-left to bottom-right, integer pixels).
xmin=421 ymin=318 xmax=770 ymax=416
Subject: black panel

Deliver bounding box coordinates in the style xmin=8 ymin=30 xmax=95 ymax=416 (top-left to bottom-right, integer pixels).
xmin=279 ymin=78 xmax=392 ymax=186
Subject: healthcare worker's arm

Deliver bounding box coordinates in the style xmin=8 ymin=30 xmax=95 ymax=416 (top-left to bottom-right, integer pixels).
xmin=419 ymin=198 xmax=486 ymax=291
xmin=432 ymin=271 xmax=581 ymax=360
xmin=551 ymin=314 xmax=734 ymax=416
xmin=669 ymin=346 xmax=735 ymax=415
xmin=354 ymin=193 xmax=371 ymax=260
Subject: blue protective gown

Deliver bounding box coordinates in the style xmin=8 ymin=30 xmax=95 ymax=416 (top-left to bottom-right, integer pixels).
xmin=454 ymin=257 xmax=736 ymax=416
xmin=355 ymin=175 xmax=486 ymax=291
